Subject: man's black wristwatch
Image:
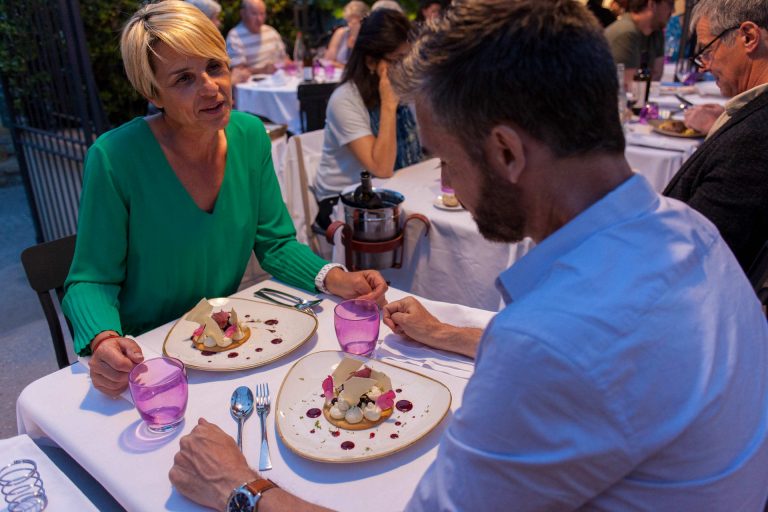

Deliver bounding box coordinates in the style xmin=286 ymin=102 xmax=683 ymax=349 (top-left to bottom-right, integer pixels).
xmin=226 ymin=478 xmax=278 ymax=512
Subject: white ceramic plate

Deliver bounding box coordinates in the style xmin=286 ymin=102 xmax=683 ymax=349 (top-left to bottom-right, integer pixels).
xmin=433 ymin=195 xmax=464 ymax=212
xmin=276 ymin=351 xmax=452 ymax=463
xmin=162 ymin=298 xmax=317 ymax=371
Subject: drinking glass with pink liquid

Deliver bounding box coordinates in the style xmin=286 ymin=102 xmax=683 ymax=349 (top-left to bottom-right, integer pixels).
xmin=128 ymin=357 xmax=188 ymax=433
xmin=334 ymin=299 xmax=380 ymax=357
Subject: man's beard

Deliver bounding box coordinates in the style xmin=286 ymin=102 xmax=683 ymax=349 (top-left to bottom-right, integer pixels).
xmin=472 ymin=170 xmax=527 ymax=244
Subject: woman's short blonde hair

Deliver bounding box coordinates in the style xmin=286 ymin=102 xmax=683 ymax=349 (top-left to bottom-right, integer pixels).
xmin=343 ymin=1 xmax=370 ymax=21
xmin=120 ymin=0 xmax=229 ymax=100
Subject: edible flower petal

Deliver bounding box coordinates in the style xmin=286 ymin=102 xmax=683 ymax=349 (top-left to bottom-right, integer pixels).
xmin=353 ymin=367 xmax=372 ymax=378
xmin=375 ymin=389 xmax=396 ymax=411
xmin=322 ymin=375 xmax=334 ymax=402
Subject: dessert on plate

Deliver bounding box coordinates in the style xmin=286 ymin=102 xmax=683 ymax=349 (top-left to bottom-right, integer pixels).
xmin=185 ymin=298 xmax=251 ymax=352
xmin=322 ymin=357 xmax=397 ymax=430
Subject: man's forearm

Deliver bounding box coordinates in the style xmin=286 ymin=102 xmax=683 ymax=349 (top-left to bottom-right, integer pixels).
xmin=433 ymin=325 xmax=483 ymax=359
xmin=261 ymin=488 xmax=334 ymax=512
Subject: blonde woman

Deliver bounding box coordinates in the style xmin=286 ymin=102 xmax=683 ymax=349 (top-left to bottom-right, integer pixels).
xmin=63 ymin=1 xmax=387 ymax=397
xmin=325 ymin=1 xmax=370 ymax=67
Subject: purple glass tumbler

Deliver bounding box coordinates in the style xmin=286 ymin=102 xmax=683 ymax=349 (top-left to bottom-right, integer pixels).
xmin=128 ymin=357 xmax=188 ymax=433
xmin=334 ymin=299 xmax=380 ymax=357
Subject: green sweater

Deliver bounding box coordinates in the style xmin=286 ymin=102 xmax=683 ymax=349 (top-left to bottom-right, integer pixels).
xmin=63 ymin=112 xmax=328 ymax=355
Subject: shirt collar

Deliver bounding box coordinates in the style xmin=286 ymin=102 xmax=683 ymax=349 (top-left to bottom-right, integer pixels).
xmin=725 ymin=82 xmax=768 ymax=117
xmin=497 ymin=174 xmax=659 ymax=304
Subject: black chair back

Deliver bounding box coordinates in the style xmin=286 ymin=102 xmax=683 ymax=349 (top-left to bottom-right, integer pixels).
xmin=297 ymin=82 xmax=337 ymax=132
xmin=21 ymin=235 xmax=76 ymax=368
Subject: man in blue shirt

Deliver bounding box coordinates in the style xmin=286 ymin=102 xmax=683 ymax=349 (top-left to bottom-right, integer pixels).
xmin=169 ymin=1 xmax=768 ymax=510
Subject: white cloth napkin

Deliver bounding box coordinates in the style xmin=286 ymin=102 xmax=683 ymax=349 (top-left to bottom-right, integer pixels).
xmin=695 ymin=81 xmax=722 ymax=96
xmin=77 ymin=337 xmax=163 ymax=405
xmin=377 ymin=297 xmax=496 ymax=379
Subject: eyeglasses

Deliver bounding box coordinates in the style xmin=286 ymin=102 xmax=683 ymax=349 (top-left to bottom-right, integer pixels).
xmin=689 ymin=25 xmax=740 ymax=69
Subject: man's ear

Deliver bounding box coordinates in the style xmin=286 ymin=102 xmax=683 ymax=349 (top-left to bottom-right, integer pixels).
xmin=482 ymin=125 xmax=526 ymax=184
xmin=740 ymin=21 xmax=762 ymax=55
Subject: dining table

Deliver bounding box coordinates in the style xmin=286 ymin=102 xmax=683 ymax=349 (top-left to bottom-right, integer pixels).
xmin=16 ymin=280 xmax=495 ymax=512
xmin=235 ymin=69 xmax=342 ymax=135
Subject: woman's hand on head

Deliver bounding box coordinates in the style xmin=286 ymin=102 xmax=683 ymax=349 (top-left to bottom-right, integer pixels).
xmin=377 ymin=60 xmax=399 ymax=111
xmin=89 ymin=332 xmax=144 ymax=397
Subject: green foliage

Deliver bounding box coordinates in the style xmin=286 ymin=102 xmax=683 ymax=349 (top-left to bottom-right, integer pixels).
xmin=78 ymin=0 xmax=145 ymax=126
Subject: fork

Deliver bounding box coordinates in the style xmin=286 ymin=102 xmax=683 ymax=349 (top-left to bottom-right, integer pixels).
xmin=254 ymin=288 xmax=322 ymax=311
xmin=255 ymin=383 xmax=273 ymax=471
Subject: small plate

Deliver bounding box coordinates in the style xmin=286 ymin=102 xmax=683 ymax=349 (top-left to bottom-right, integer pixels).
xmin=162 ymin=298 xmax=317 ymax=371
xmin=276 ymin=351 xmax=452 ymax=463
xmin=648 ymin=119 xmax=705 ymax=139
xmin=433 ymin=195 xmax=464 ymax=211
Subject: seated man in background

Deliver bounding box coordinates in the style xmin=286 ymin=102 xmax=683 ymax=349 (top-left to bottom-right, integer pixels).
xmin=605 ymin=0 xmax=674 ymax=87
xmin=664 ymin=0 xmax=768 ymax=271
xmin=169 ymin=1 xmax=768 ymax=510
xmin=226 ymin=0 xmax=289 ymax=83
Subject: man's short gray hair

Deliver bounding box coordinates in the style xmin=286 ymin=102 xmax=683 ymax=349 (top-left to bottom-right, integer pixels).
xmin=692 ymin=0 xmax=768 ymax=42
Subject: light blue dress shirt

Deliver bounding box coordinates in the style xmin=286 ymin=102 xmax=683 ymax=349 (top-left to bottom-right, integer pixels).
xmin=407 ymin=175 xmax=768 ymax=511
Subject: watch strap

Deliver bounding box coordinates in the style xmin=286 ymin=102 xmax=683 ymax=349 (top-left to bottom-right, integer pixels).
xmin=245 ymin=478 xmax=278 ymax=501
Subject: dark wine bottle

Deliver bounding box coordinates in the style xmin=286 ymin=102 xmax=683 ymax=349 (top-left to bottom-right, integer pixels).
xmin=353 ymin=171 xmax=383 ymax=208
xmin=631 ymin=51 xmax=651 ymax=106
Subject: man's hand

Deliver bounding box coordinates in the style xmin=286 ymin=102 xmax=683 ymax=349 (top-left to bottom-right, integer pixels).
xmin=89 ymin=333 xmax=144 ymax=397
xmin=324 ymin=267 xmax=388 ymax=307
xmin=383 ymin=297 xmax=483 ymax=359
xmin=170 ymin=418 xmax=258 ymax=510
xmin=684 ymin=103 xmax=724 ymax=134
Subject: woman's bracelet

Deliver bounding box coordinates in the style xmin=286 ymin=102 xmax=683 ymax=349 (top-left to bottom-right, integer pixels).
xmin=91 ymin=332 xmax=121 ymax=354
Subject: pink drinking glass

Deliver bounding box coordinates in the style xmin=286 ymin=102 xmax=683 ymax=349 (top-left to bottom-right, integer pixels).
xmin=128 ymin=357 xmax=188 ymax=433
xmin=334 ymin=299 xmax=380 ymax=357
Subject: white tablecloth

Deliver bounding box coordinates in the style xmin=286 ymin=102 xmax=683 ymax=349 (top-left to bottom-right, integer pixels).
xmin=0 ymin=435 xmax=97 ymax=511
xmin=236 ymin=70 xmax=342 ymax=135
xmin=16 ymin=281 xmax=495 ymax=512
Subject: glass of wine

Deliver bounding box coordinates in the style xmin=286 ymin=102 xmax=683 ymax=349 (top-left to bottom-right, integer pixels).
xmin=334 ymin=299 xmax=380 ymax=357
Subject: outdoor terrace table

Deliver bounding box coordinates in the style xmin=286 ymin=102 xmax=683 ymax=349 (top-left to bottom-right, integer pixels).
xmin=16 ymin=280 xmax=493 ymax=512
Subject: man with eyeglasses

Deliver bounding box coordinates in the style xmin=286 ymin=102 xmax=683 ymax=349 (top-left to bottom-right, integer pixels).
xmin=604 ymin=0 xmax=675 ymax=89
xmin=663 ymin=0 xmax=768 ymax=272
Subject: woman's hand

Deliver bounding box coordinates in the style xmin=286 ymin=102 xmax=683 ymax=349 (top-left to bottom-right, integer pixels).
xmin=170 ymin=418 xmax=258 ymax=510
xmin=377 ymin=60 xmax=399 ymax=112
xmin=89 ymin=332 xmax=144 ymax=397
xmin=324 ymin=267 xmax=388 ymax=307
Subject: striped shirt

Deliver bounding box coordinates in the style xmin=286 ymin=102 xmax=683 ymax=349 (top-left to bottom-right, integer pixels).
xmin=226 ymin=22 xmax=286 ymax=69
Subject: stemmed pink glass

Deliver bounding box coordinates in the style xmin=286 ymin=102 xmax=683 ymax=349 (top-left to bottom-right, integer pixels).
xmin=334 ymin=299 xmax=380 ymax=357
xmin=128 ymin=357 xmax=188 ymax=433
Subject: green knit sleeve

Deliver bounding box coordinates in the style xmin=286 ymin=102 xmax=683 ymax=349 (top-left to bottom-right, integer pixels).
xmin=250 ymin=128 xmax=328 ymax=291
xmin=61 ymin=143 xmax=127 ymax=356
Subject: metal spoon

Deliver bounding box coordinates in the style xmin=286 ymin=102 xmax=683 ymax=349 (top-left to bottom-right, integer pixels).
xmin=230 ymin=386 xmax=254 ymax=452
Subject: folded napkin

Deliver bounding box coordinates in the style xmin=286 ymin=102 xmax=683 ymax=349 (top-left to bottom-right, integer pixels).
xmin=377 ymin=297 xmax=496 ymax=380
xmin=77 ymin=337 xmax=163 ymax=404
xmin=625 ymin=125 xmax=700 ymax=154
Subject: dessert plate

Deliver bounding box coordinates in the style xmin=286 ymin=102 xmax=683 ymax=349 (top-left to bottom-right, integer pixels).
xmin=163 ymin=298 xmax=317 ymax=371
xmin=433 ymin=195 xmax=464 ymax=211
xmin=276 ymin=351 xmax=452 ymax=463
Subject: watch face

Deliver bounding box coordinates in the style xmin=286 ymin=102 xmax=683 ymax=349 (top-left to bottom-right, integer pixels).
xmin=228 ymin=490 xmax=256 ymax=512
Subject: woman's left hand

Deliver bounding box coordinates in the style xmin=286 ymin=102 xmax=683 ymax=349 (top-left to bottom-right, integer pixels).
xmin=324 ymin=267 xmax=388 ymax=307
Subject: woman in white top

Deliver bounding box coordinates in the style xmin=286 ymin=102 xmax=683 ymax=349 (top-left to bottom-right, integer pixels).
xmin=325 ymin=1 xmax=370 ymax=67
xmin=313 ymin=9 xmax=422 ymax=229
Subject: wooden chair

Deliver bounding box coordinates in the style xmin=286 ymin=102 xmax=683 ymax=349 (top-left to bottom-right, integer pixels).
xmin=20 ymin=235 xmax=76 ymax=368
xmin=297 ymin=82 xmax=337 ymax=133
xmin=747 ymin=241 xmax=768 ymax=318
